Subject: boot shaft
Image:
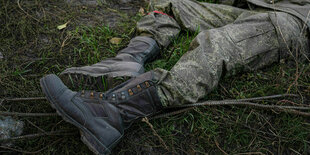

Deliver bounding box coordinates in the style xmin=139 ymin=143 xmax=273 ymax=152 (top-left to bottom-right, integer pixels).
xmin=104 ymin=71 xmax=163 ymax=123
xmin=116 ymin=36 xmax=160 ymax=65
xmin=61 ymin=36 xmax=160 ymax=78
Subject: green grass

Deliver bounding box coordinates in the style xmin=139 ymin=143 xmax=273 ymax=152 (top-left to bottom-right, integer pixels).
xmin=1 ymin=0 xmax=310 ymax=154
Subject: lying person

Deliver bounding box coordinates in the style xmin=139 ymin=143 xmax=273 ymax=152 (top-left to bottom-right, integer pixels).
xmin=40 ymin=0 xmax=310 ymax=154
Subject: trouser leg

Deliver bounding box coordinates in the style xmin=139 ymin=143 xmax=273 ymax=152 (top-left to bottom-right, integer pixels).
xmin=153 ymin=12 xmax=309 ymax=106
xmin=61 ymin=0 xmax=248 ymax=79
xmin=137 ymin=0 xmax=248 ymax=47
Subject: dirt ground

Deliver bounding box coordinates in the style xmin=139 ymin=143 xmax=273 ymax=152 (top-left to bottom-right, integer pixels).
xmin=1 ymin=0 xmax=310 ymax=154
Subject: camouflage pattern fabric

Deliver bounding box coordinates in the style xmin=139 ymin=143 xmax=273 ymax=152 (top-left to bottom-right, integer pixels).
xmin=137 ymin=0 xmax=248 ymax=47
xmin=247 ymin=0 xmax=310 ymax=28
xmin=139 ymin=0 xmax=309 ymax=106
xmin=60 ymin=0 xmax=309 ymax=107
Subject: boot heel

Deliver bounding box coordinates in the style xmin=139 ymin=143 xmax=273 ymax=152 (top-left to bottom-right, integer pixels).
xmin=80 ymin=130 xmax=110 ymax=155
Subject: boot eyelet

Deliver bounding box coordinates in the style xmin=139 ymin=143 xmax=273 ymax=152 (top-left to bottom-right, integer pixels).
xmin=137 ymin=85 xmax=142 ymax=91
xmin=145 ymin=82 xmax=150 ymax=88
xmin=90 ymin=92 xmax=94 ymax=98
xmin=121 ymin=92 xmax=126 ymax=100
xmin=112 ymin=94 xmax=116 ymax=101
xmin=128 ymin=89 xmax=134 ymax=96
xmin=81 ymin=90 xmax=85 ymax=97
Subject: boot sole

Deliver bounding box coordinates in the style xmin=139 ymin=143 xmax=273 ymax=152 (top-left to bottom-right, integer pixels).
xmin=40 ymin=75 xmax=112 ymax=155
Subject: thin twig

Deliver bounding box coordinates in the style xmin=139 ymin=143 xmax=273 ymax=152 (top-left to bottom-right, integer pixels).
xmin=277 ymin=99 xmax=308 ymax=107
xmin=167 ymin=47 xmax=176 ymax=61
xmin=151 ymin=107 xmax=194 ymax=119
xmin=59 ymin=32 xmax=71 ymax=54
xmin=17 ymin=0 xmax=40 ymax=22
xmin=0 ymin=111 xmax=58 ymax=117
xmin=26 ymin=119 xmax=47 ymax=134
xmin=270 ymin=6 xmax=302 ymax=94
xmin=281 ymin=109 xmax=310 ymax=117
xmin=214 ymin=138 xmax=228 ymax=155
xmin=166 ymin=94 xmax=299 ymax=109
xmin=152 ymin=94 xmax=310 ymax=119
xmin=0 ymin=138 xmax=62 ymax=154
xmin=289 ymin=148 xmax=302 ymax=155
xmin=299 ymin=10 xmax=310 ymax=63
xmin=153 ymin=102 xmax=310 ymax=119
xmin=3 ymin=97 xmax=46 ymax=102
xmin=236 ymin=152 xmax=264 ymax=155
xmin=0 ymin=130 xmax=75 ymax=142
xmin=175 ymin=101 xmax=310 ymax=110
xmin=142 ymin=117 xmax=169 ymax=151
xmin=228 ymin=94 xmax=298 ymax=102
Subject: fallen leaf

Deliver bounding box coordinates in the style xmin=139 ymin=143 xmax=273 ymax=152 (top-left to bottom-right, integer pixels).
xmin=57 ymin=21 xmax=69 ymax=30
xmin=110 ymin=37 xmax=123 ymax=45
xmin=139 ymin=7 xmax=145 ymax=15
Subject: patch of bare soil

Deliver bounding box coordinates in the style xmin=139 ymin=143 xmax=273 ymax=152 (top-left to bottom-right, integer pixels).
xmin=64 ymin=0 xmax=148 ymax=27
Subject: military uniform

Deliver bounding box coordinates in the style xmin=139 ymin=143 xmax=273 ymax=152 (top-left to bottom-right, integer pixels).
xmin=40 ymin=0 xmax=310 ymax=154
xmin=63 ymin=0 xmax=310 ymax=106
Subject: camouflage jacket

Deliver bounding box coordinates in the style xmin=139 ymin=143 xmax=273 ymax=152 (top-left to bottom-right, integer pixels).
xmin=248 ymin=0 xmax=310 ymax=28
xmin=222 ymin=0 xmax=310 ymax=28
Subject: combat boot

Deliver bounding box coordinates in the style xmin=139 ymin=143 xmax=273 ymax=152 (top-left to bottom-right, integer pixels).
xmin=61 ymin=36 xmax=160 ymax=78
xmin=40 ymin=71 xmax=163 ymax=154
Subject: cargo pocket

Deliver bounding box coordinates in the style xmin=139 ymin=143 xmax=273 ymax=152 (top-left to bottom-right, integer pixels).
xmin=224 ymin=13 xmax=280 ymax=70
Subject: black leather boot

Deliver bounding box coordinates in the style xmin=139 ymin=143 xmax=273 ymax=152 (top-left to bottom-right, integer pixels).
xmin=40 ymin=71 xmax=163 ymax=154
xmin=61 ymin=36 xmax=160 ymax=78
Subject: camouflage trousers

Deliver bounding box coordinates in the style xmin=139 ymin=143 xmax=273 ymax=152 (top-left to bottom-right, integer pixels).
xmin=137 ymin=0 xmax=309 ymax=106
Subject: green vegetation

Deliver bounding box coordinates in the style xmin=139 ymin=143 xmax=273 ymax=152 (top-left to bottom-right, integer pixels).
xmin=0 ymin=0 xmax=310 ymax=154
